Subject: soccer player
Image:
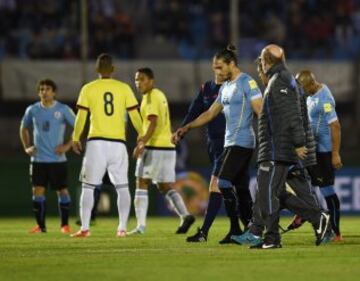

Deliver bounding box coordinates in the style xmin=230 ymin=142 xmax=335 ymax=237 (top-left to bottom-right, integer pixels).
xmin=177 ymin=58 xmax=253 ymax=243
xmin=296 ymin=70 xmax=343 ymax=241
xmin=174 ymin=45 xmax=263 ymax=243
xmin=71 ymin=53 xmax=143 ymax=238
xmin=20 ymin=79 xmax=75 ymax=234
xmin=128 ymin=67 xmax=195 ymax=235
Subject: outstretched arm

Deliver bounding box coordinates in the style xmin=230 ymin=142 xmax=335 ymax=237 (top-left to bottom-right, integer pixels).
xmin=172 ymin=101 xmax=223 ymax=144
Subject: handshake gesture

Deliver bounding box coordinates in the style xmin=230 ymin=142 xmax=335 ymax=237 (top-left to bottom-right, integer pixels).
xmin=171 ymin=125 xmax=191 ymax=144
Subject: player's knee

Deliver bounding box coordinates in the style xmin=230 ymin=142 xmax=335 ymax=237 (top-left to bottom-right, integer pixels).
xmin=320 ymin=186 xmax=336 ymax=197
xmin=209 ymin=176 xmax=220 ymax=192
xmin=137 ymin=178 xmax=151 ymax=189
xmin=157 ymin=183 xmax=172 ymax=194
xmin=218 ymin=178 xmax=232 ymax=189
xmin=32 ymin=186 xmax=45 ymax=196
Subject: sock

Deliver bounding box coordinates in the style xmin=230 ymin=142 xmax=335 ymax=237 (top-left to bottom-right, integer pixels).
xmin=58 ymin=194 xmax=71 ymax=227
xmin=91 ymin=186 xmax=101 ymax=221
xmin=313 ymin=186 xmax=328 ymax=210
xmin=80 ymin=184 xmax=95 ymax=231
xmin=324 ymin=193 xmax=341 ymax=235
xmin=134 ymin=189 xmax=148 ymax=229
xmin=220 ymin=187 xmax=242 ymax=234
xmin=115 ymin=184 xmax=131 ymax=232
xmin=235 ymin=185 xmax=253 ymax=228
xmin=200 ymin=192 xmax=222 ymax=236
xmin=32 ymin=195 xmax=46 ymax=230
xmin=165 ymin=189 xmax=189 ymax=221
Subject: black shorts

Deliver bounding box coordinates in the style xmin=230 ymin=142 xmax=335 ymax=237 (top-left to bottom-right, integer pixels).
xmin=30 ymin=162 xmax=68 ymax=190
xmin=207 ymin=138 xmax=224 ymax=177
xmin=307 ymin=152 xmax=334 ymax=187
xmin=218 ymin=146 xmax=253 ymax=185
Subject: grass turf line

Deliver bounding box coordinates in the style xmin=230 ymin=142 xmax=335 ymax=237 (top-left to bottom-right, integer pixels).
xmin=0 ymin=217 xmax=359 ymax=281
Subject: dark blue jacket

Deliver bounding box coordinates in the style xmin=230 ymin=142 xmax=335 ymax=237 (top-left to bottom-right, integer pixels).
xmin=257 ymin=63 xmax=305 ymax=164
xmin=181 ymin=80 xmax=225 ymax=141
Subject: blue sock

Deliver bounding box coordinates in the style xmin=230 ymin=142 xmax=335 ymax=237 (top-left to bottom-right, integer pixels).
xmin=32 ymin=196 xmax=46 ymax=230
xmin=200 ymin=192 xmax=222 ymax=236
xmin=58 ymin=194 xmax=71 ymax=227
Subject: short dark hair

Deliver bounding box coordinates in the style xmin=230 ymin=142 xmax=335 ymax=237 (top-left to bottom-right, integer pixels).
xmin=137 ymin=67 xmax=154 ymax=79
xmin=214 ymin=44 xmax=238 ymax=65
xmin=37 ymin=79 xmax=57 ymax=92
xmin=96 ymin=53 xmax=113 ymax=72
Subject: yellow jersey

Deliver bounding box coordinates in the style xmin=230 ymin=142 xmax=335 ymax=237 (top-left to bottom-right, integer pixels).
xmin=140 ymin=88 xmax=175 ymax=149
xmin=76 ymin=78 xmax=138 ymax=141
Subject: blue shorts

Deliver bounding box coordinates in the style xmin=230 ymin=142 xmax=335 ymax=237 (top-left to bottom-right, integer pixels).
xmin=207 ymin=138 xmax=224 ymax=177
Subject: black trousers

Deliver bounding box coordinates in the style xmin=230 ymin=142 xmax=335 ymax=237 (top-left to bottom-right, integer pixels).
xmin=286 ymin=168 xmax=321 ymax=215
xmin=256 ymin=161 xmax=289 ymax=244
xmin=250 ymin=166 xmax=322 ymax=240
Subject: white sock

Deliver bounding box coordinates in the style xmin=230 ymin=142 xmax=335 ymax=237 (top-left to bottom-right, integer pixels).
xmin=80 ymin=184 xmax=95 ymax=231
xmin=165 ymin=189 xmax=189 ymax=220
xmin=134 ymin=189 xmax=148 ymax=229
xmin=115 ymin=184 xmax=131 ymax=232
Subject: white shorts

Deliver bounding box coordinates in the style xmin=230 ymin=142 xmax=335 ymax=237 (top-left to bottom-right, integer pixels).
xmin=135 ymin=148 xmax=176 ymax=183
xmin=80 ymin=140 xmax=128 ymax=186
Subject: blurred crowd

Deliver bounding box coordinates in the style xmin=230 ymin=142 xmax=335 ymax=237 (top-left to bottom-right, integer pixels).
xmin=1 ymin=0 xmax=360 ymax=60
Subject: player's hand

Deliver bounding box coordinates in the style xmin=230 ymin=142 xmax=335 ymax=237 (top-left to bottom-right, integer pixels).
xmin=72 ymin=141 xmax=83 ymax=155
xmin=25 ymin=146 xmax=36 ymax=156
xmin=332 ymin=152 xmax=343 ymax=170
xmin=55 ymin=143 xmax=71 ymax=155
xmin=171 ymin=131 xmax=181 ymax=144
xmin=133 ymin=140 xmax=145 ymax=159
xmin=171 ymin=126 xmax=190 ymax=144
xmin=295 ymin=146 xmax=307 ymax=160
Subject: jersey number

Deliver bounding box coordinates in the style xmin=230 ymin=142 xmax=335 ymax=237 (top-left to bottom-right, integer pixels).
xmin=103 ymin=92 xmax=114 ymax=116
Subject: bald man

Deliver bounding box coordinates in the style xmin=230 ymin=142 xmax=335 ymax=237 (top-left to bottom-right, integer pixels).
xmin=246 ymin=45 xmax=329 ymax=249
xmin=296 ymin=70 xmax=343 ymax=241
xmin=232 ymin=55 xmax=331 ymax=248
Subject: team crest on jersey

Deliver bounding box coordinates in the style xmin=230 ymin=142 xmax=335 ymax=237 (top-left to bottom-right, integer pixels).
xmin=54 ymin=111 xmax=62 ymax=119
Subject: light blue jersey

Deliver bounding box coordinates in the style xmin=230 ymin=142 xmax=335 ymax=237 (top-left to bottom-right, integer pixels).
xmin=21 ymin=101 xmax=75 ymax=162
xmin=307 ymin=84 xmax=338 ymax=152
xmin=215 ymin=73 xmax=262 ymax=148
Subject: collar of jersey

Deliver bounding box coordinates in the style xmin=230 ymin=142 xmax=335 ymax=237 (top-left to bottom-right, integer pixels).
xmin=40 ymin=100 xmax=57 ymax=109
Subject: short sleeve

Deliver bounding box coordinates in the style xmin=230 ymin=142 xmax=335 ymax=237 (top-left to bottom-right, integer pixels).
xmin=215 ymin=85 xmax=223 ymax=104
xmin=63 ymin=105 xmax=76 ymax=127
xmin=125 ymin=86 xmax=139 ymax=110
xmin=244 ymin=77 xmax=262 ymax=100
xmin=21 ymin=106 xmax=33 ymax=128
xmin=323 ymin=98 xmax=338 ymax=124
xmin=76 ymin=85 xmax=89 ymax=110
xmin=145 ymin=93 xmax=161 ymax=117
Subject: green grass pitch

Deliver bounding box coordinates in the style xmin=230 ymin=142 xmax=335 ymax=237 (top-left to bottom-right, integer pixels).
xmin=0 ymin=216 xmax=359 ymax=281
